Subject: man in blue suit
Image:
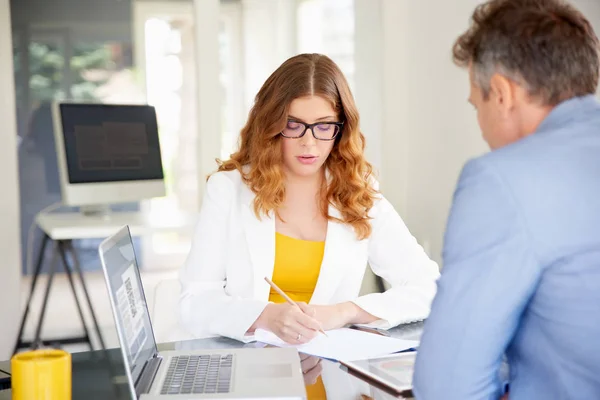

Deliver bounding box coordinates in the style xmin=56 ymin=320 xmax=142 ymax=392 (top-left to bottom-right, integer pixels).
xmin=413 ymin=1 xmax=600 ymax=399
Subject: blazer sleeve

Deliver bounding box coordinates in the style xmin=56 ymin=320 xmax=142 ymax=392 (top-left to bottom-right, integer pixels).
xmin=179 ymin=173 xmax=268 ymax=342
xmin=352 ymin=193 xmax=440 ymax=328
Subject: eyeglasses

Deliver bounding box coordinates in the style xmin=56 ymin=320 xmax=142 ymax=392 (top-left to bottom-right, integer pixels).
xmin=281 ymin=120 xmax=344 ymax=141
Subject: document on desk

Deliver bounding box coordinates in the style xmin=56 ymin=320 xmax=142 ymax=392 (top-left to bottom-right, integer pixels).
xmin=254 ymin=328 xmax=418 ymax=362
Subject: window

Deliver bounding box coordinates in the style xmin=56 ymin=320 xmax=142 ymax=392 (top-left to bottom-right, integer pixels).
xmin=13 ymin=23 xmax=137 ymax=273
xmin=297 ymin=0 xmax=355 ymax=90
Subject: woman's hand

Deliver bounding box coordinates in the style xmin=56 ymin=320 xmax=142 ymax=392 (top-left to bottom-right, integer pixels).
xmin=252 ymin=303 xmax=322 ymax=344
xmin=300 ymin=353 xmax=323 ymax=385
xmin=296 ymin=302 xmax=354 ymax=330
xmin=297 ymin=302 xmax=379 ymax=331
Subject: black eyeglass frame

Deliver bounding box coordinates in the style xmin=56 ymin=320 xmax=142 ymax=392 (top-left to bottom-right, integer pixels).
xmin=280 ymin=120 xmax=345 ymax=141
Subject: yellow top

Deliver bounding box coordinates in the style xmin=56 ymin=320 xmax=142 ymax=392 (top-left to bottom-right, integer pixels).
xmin=269 ymin=232 xmax=327 ymax=399
xmin=269 ymin=232 xmax=325 ymax=304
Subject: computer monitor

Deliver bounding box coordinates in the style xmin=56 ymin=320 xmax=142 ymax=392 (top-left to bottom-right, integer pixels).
xmin=52 ymin=102 xmax=166 ymax=214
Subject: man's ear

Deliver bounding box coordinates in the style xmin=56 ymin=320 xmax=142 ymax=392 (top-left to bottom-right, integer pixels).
xmin=489 ymin=73 xmax=516 ymax=114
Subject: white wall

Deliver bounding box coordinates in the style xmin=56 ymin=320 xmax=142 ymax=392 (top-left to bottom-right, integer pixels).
xmin=0 ymin=0 xmax=22 ymax=359
xmin=354 ymin=0 xmax=383 ymax=173
xmin=379 ymin=0 xmax=488 ymax=264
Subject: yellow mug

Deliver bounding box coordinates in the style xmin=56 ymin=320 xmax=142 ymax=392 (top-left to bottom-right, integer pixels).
xmin=11 ymin=349 xmax=71 ymax=400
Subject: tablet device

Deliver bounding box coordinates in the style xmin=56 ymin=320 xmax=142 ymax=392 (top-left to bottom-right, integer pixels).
xmin=340 ymin=352 xmax=416 ymax=397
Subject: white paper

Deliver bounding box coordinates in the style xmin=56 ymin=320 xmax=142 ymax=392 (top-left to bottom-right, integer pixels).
xmin=254 ymin=328 xmax=418 ymax=362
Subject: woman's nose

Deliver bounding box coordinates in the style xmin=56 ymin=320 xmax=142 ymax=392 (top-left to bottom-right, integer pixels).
xmin=300 ymin=128 xmax=317 ymax=146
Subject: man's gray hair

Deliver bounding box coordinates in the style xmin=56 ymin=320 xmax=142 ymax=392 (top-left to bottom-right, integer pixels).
xmin=454 ymin=0 xmax=600 ymax=105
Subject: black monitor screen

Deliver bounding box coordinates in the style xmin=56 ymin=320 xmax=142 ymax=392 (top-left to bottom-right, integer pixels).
xmin=58 ymin=103 xmax=164 ymax=184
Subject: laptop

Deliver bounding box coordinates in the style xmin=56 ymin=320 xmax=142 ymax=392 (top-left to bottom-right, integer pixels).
xmin=99 ymin=225 xmax=306 ymax=399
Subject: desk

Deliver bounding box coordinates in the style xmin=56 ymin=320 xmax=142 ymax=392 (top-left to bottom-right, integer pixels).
xmin=36 ymin=210 xmax=198 ymax=240
xmin=0 ymin=323 xmax=422 ymax=399
xmin=14 ymin=211 xmax=197 ymax=354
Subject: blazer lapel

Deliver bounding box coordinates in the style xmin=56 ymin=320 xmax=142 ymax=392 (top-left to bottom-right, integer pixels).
xmin=310 ymin=204 xmax=354 ymax=305
xmin=240 ymin=185 xmax=275 ymax=301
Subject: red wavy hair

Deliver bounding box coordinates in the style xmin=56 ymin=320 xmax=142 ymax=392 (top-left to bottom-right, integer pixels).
xmin=216 ymin=53 xmax=377 ymax=239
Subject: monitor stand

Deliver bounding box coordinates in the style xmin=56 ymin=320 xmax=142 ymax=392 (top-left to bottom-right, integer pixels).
xmin=79 ymin=204 xmax=112 ymax=218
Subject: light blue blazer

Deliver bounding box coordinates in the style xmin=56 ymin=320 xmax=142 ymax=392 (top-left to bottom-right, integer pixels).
xmin=414 ymin=95 xmax=600 ymax=400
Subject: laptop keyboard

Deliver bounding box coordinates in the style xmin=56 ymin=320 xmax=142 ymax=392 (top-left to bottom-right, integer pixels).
xmin=160 ymin=354 xmax=234 ymax=395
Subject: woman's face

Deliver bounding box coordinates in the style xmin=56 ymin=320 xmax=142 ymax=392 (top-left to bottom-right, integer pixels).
xmin=281 ymin=95 xmax=338 ymax=180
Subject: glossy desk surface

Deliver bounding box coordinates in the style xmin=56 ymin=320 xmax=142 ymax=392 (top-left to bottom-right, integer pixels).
xmin=0 ymin=323 xmax=422 ymax=399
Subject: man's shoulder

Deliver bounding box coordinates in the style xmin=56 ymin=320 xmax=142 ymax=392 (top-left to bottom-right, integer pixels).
xmin=466 ymin=132 xmax=553 ymax=177
xmin=474 ymin=135 xmax=544 ymax=168
xmin=455 ymin=141 xmax=548 ymax=204
xmin=474 ymin=113 xmax=600 ymax=179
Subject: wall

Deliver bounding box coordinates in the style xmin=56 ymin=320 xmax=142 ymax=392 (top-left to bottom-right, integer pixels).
xmin=354 ymin=0 xmax=383 ymax=172
xmin=378 ymin=0 xmax=600 ymax=265
xmin=0 ymin=0 xmax=22 ymax=359
xmin=573 ymin=0 xmax=600 ymax=53
xmin=379 ymin=0 xmax=487 ymax=264
xmin=353 ymin=0 xmax=383 ymax=293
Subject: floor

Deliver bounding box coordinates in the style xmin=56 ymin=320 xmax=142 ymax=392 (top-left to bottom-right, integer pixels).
xmin=18 ymin=268 xmax=178 ymax=353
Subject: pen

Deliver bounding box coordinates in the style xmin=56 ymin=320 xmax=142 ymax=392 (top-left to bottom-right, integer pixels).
xmin=264 ymin=276 xmax=328 ymax=337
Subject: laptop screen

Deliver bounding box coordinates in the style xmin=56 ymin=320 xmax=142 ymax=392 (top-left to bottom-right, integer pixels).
xmin=99 ymin=226 xmax=158 ymax=385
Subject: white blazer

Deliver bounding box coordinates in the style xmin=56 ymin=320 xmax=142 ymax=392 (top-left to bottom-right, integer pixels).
xmin=179 ymin=169 xmax=440 ymax=342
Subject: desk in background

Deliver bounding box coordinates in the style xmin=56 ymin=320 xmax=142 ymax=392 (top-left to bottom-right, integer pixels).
xmin=14 ymin=210 xmax=197 ymax=354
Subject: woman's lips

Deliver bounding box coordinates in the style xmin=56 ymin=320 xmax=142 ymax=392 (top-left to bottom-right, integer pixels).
xmin=297 ymin=155 xmax=318 ymax=165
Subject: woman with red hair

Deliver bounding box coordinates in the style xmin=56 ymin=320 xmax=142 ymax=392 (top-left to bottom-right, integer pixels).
xmin=180 ymin=53 xmax=439 ymax=346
